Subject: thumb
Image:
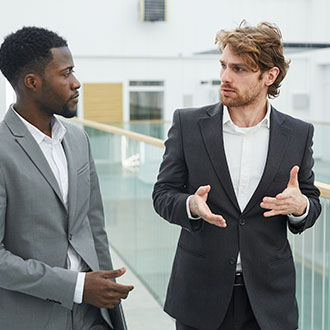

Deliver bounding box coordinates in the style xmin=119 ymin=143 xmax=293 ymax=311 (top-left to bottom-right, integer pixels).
xmin=196 ymin=185 xmax=211 ymax=197
xmin=287 ymin=165 xmax=299 ymax=188
xmin=102 ymin=267 xmax=126 ymax=279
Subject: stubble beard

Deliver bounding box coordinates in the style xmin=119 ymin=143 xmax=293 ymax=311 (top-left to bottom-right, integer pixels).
xmin=220 ymin=83 xmax=264 ymax=109
xmin=60 ymin=101 xmax=77 ymax=118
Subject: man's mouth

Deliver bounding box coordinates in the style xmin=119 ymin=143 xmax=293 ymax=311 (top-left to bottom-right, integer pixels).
xmin=221 ymin=88 xmax=236 ymax=95
xmin=70 ymin=93 xmax=80 ymax=102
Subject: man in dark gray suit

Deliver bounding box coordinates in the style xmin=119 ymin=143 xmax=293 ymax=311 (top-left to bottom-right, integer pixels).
xmin=0 ymin=27 xmax=133 ymax=330
xmin=153 ymin=22 xmax=321 ymax=330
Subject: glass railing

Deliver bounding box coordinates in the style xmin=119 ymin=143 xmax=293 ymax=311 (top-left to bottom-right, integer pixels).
xmin=72 ymin=118 xmax=330 ymax=330
xmin=72 ymin=119 xmax=179 ymax=304
xmin=289 ymin=197 xmax=329 ymax=330
xmin=312 ymin=122 xmax=330 ymax=184
xmin=108 ymin=120 xmax=330 ymax=185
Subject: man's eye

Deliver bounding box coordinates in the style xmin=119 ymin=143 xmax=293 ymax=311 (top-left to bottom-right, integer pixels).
xmin=234 ymin=66 xmax=244 ymax=72
xmin=64 ymin=69 xmax=74 ymax=77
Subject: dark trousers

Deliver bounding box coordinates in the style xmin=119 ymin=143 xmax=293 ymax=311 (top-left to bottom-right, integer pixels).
xmin=176 ymin=274 xmax=261 ymax=330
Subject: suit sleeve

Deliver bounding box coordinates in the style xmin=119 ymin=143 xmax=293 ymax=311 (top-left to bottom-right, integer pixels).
xmin=0 ymin=165 xmax=78 ymax=310
xmin=288 ymin=124 xmax=321 ymax=234
xmin=153 ymin=110 xmax=203 ymax=232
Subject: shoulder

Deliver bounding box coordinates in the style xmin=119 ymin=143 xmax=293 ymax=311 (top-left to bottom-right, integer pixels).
xmin=271 ymin=107 xmax=313 ymax=132
xmin=174 ymin=102 xmax=222 ymax=121
xmin=0 ymin=121 xmax=16 ymax=148
xmin=60 ymin=118 xmax=89 ymax=141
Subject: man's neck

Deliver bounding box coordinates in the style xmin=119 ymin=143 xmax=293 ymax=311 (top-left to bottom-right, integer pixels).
xmin=227 ymin=100 xmax=268 ymax=128
xmin=14 ymin=101 xmax=53 ymax=137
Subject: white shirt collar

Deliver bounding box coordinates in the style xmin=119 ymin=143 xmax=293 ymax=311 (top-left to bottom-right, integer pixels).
xmin=11 ymin=105 xmax=66 ymax=145
xmin=223 ymin=101 xmax=271 ymax=130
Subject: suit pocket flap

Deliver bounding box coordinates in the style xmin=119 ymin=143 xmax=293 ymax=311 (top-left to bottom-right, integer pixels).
xmin=77 ymin=162 xmax=89 ymax=175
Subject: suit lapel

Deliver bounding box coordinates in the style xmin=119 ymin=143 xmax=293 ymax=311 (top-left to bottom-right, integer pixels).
xmin=242 ymin=108 xmax=292 ymax=215
xmin=4 ymin=108 xmax=66 ymax=208
xmin=199 ymin=104 xmax=240 ymax=211
xmin=62 ymin=130 xmax=77 ymax=225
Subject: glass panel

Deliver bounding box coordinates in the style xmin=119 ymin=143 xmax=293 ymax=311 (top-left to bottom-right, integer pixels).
xmin=84 ymin=125 xmax=179 ymax=304
xmin=130 ymin=91 xmax=164 ymax=120
xmin=313 ymin=123 xmax=330 ymax=184
xmin=289 ymin=197 xmax=329 ymax=330
xmin=129 ymin=81 xmax=164 ymax=86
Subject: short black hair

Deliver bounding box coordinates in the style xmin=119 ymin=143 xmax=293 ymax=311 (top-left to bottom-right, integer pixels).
xmin=0 ymin=26 xmax=67 ymax=88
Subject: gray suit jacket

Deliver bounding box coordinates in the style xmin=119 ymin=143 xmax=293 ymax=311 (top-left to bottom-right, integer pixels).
xmin=0 ymin=108 xmax=126 ymax=330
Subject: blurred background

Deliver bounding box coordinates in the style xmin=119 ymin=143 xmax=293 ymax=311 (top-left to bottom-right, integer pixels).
xmin=0 ymin=1 xmax=329 ymax=329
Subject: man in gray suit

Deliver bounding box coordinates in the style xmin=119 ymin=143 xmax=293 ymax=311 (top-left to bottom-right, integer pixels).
xmin=0 ymin=27 xmax=133 ymax=330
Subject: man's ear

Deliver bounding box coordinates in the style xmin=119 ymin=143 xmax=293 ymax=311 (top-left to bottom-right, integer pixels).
xmin=24 ymin=73 xmax=41 ymax=91
xmin=265 ymin=67 xmax=280 ymax=86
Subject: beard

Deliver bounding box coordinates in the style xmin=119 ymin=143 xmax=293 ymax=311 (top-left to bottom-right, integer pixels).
xmin=41 ymin=79 xmax=78 ymax=118
xmin=59 ymin=100 xmax=77 ymax=118
xmin=40 ymin=99 xmax=77 ymax=119
xmin=220 ymin=79 xmax=265 ymax=108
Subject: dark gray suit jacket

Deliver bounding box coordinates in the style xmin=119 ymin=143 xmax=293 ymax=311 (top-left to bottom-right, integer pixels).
xmin=153 ymin=103 xmax=321 ymax=330
xmin=0 ymin=108 xmax=126 ymax=330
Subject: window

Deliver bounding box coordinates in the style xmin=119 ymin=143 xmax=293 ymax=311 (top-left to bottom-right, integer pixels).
xmin=140 ymin=0 xmax=167 ymax=22
xmin=129 ymin=81 xmax=164 ymax=121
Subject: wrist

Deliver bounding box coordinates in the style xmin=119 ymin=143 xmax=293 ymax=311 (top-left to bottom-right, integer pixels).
xmin=293 ymin=196 xmax=307 ymax=216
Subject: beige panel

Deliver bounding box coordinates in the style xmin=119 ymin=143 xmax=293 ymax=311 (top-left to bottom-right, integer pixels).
xmin=83 ymin=83 xmax=123 ymax=123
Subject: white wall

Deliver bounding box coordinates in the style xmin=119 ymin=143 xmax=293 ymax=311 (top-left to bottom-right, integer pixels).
xmin=75 ymin=54 xmax=220 ymax=121
xmin=1 ymin=0 xmax=330 ymax=120
xmin=272 ymin=48 xmax=330 ymax=123
xmin=1 ymin=0 xmax=329 ymax=56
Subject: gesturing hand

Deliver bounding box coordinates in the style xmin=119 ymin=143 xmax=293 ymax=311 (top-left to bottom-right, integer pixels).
xmin=83 ymin=267 xmax=134 ymax=309
xmin=260 ymin=166 xmax=307 ymax=217
xmin=189 ymin=185 xmax=226 ymax=227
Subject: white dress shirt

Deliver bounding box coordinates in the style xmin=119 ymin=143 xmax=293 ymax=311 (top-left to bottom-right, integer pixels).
xmin=13 ymin=108 xmax=86 ymax=303
xmin=187 ymin=102 xmax=309 ymax=271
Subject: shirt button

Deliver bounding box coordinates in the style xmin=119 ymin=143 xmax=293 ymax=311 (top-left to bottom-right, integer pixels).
xmin=239 ymin=219 xmax=246 ymax=226
xmin=228 ymin=257 xmax=236 ymax=265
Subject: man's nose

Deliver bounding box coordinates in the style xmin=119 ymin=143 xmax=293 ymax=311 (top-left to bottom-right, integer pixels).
xmin=220 ymin=68 xmax=232 ymax=83
xmin=72 ymin=74 xmax=81 ymax=90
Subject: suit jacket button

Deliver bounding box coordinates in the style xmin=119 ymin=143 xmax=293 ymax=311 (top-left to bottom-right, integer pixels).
xmin=239 ymin=219 xmax=246 ymax=226
xmin=69 ymin=233 xmax=72 ymax=240
xmin=228 ymin=257 xmax=236 ymax=265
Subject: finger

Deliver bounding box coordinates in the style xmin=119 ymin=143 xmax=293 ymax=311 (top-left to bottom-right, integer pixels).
xmin=103 ymin=291 xmax=128 ymax=300
xmin=196 ymin=185 xmax=211 ymax=197
xmin=104 ymin=299 xmax=121 ymax=307
xmin=263 ymin=210 xmax=277 ymax=217
xmin=263 ymin=205 xmax=291 ymax=217
xmin=287 ymin=165 xmax=299 ymax=188
xmin=107 ymin=282 xmax=135 ymax=294
xmin=261 ymin=200 xmax=290 ymax=212
xmin=262 ymin=196 xmax=277 ymax=203
xmin=203 ymin=213 xmax=227 ymax=227
xmin=107 ymin=304 xmax=116 ymax=309
xmin=275 ymin=193 xmax=287 ymax=200
xmin=261 ymin=198 xmax=289 ymax=209
xmin=260 ymin=199 xmax=277 ymax=209
xmin=102 ymin=268 xmax=126 ymax=279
